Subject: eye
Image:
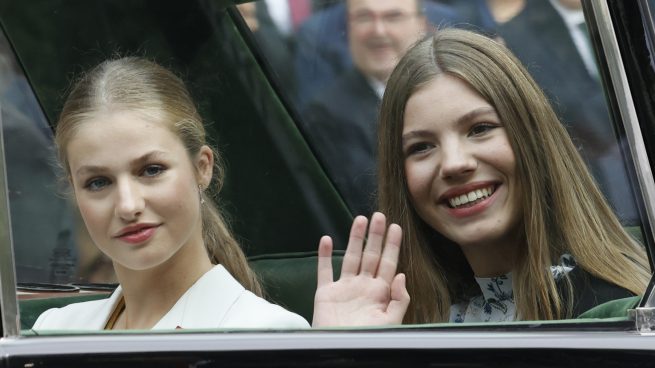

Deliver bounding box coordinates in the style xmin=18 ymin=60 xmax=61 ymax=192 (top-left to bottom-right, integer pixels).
xmin=383 ymin=11 xmax=406 ymax=24
xmin=351 ymin=12 xmax=374 ymax=25
xmin=142 ymin=164 xmax=166 ymax=177
xmin=405 ymin=142 xmax=434 ymax=157
xmin=468 ymin=123 xmax=498 ymax=137
xmin=84 ymin=177 xmax=111 ymax=192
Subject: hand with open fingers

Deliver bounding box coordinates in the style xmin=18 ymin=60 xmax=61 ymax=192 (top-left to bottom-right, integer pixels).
xmin=312 ymin=212 xmax=410 ymax=327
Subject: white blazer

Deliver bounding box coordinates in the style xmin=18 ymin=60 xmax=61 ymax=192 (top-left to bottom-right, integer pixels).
xmin=33 ymin=265 xmax=310 ymax=330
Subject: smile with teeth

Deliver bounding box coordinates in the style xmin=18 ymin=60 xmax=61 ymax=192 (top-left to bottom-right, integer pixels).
xmin=447 ymin=185 xmax=496 ymax=208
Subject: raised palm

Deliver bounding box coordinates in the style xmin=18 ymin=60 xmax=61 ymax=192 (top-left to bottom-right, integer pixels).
xmin=312 ymin=213 xmax=410 ymax=327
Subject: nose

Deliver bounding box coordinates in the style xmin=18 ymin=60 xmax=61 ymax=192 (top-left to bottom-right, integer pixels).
xmin=371 ymin=17 xmax=388 ymax=35
xmin=114 ymin=178 xmax=145 ymax=221
xmin=439 ymin=139 xmax=477 ymax=179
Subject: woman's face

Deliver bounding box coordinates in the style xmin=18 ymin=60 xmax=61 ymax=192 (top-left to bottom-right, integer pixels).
xmin=66 ymin=111 xmax=212 ymax=271
xmin=402 ymin=74 xmax=521 ymax=258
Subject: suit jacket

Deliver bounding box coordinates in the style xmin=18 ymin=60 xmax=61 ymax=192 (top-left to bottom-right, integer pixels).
xmin=32 ymin=265 xmax=309 ymax=330
xmin=499 ymin=0 xmax=638 ymax=224
xmin=302 ymin=68 xmax=379 ymax=217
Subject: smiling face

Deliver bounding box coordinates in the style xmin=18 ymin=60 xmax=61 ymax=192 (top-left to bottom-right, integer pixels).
xmin=347 ymin=0 xmax=425 ymax=83
xmin=66 ymin=111 xmax=212 ymax=272
xmin=402 ymin=74 xmax=521 ymax=274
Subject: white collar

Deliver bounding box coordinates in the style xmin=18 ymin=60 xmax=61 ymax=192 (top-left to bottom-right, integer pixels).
xmin=365 ymin=75 xmax=386 ymax=100
xmin=548 ymin=0 xmax=598 ymax=78
xmin=549 ymin=0 xmax=585 ymax=28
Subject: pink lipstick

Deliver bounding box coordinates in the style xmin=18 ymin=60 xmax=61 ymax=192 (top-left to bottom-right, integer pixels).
xmin=114 ymin=223 xmax=159 ymax=244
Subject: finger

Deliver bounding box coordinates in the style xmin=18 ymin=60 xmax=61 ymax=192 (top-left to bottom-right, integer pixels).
xmin=387 ymin=273 xmax=410 ymax=325
xmin=340 ymin=216 xmax=368 ymax=277
xmin=316 ymin=236 xmax=334 ymax=287
xmin=360 ymin=212 xmax=386 ymax=276
xmin=376 ymin=223 xmax=402 ymax=283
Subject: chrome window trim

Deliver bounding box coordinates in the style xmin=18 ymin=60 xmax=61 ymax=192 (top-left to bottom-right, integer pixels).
xmin=586 ymin=1 xmax=655 ymax=307
xmin=0 ymin=105 xmax=20 ymax=337
xmin=1 ymin=330 xmax=655 ymax=357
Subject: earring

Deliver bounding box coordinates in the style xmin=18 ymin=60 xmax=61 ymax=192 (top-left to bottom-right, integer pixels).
xmin=198 ymin=184 xmax=205 ymax=204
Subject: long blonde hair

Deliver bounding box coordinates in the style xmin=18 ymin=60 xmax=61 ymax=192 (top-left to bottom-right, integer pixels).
xmin=378 ymin=29 xmax=650 ymax=323
xmin=55 ymin=57 xmax=263 ymax=296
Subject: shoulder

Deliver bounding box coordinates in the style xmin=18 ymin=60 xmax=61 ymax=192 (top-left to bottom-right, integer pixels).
xmin=558 ymin=264 xmax=635 ymax=317
xmin=222 ymin=290 xmax=310 ymax=329
xmin=214 ymin=266 xmax=309 ymax=328
xmin=32 ymin=290 xmax=121 ymax=330
xmin=173 ymin=265 xmax=309 ymax=329
xmin=302 ymin=69 xmax=378 ymax=129
xmin=305 ymin=69 xmax=373 ymax=109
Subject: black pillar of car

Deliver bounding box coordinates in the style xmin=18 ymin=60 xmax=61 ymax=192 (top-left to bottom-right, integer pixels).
xmin=0 ymin=101 xmax=20 ymax=337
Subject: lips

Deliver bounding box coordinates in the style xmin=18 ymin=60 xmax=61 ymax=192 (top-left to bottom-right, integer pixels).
xmin=447 ymin=185 xmax=496 ymax=209
xmin=114 ymin=223 xmax=160 ymax=244
xmin=437 ymin=182 xmax=501 ymax=219
xmin=366 ymin=38 xmax=394 ymax=51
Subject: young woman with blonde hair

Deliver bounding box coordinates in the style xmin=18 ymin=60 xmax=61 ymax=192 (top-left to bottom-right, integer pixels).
xmin=33 ymin=57 xmax=309 ymax=330
xmin=313 ymin=28 xmax=650 ymax=326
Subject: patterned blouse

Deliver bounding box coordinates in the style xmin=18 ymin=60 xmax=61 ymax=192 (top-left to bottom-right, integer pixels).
xmin=449 ymin=255 xmax=576 ymax=323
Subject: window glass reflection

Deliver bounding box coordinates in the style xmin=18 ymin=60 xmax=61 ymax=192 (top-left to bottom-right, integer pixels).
xmin=238 ymin=0 xmax=650 ymax=324
xmin=0 ymin=33 xmax=81 ymax=285
xmin=242 ymin=0 xmax=642 ymax=227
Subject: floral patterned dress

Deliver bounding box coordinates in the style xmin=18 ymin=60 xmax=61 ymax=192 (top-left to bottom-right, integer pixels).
xmin=449 ymin=255 xmax=576 ymax=323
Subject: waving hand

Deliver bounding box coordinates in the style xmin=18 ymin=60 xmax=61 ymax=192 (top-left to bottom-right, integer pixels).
xmin=312 ymin=212 xmax=410 ymax=327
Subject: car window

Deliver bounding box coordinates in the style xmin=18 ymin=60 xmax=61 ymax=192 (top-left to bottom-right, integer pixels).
xmin=245 ymin=0 xmax=645 ymax=229
xmin=0 ymin=0 xmax=652 ymax=334
xmin=0 ymin=31 xmax=80 ymax=285
xmin=1 ymin=0 xmax=353 ymax=328
xmin=215 ymin=0 xmax=654 ymax=322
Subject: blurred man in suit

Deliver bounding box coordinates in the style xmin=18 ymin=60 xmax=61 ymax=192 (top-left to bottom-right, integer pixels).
xmin=499 ymin=0 xmax=638 ymax=224
xmin=301 ymin=0 xmax=429 ymax=216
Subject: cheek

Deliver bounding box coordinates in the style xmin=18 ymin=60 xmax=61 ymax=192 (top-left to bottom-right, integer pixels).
xmin=158 ymin=179 xmax=197 ymax=212
xmin=165 ymin=176 xmax=202 ymax=219
xmin=487 ymin=139 xmax=520 ymax=207
xmin=394 ymin=27 xmax=420 ymax=47
xmin=404 ymin=162 xmax=431 ymax=201
xmin=76 ymin=197 xmax=107 ymax=238
xmin=349 ymin=32 xmax=366 ymax=50
xmin=493 ymin=142 xmax=517 ymax=178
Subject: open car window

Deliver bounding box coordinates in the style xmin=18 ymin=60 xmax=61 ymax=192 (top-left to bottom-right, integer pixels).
xmin=246 ymin=0 xmax=647 ymax=230
xmin=0 ymin=0 xmax=653 ymax=337
xmin=243 ymin=0 xmax=654 ymax=318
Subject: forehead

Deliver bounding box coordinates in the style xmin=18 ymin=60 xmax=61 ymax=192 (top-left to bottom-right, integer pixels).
xmin=347 ymin=0 xmax=418 ymax=13
xmin=404 ymin=74 xmax=492 ymax=128
xmin=66 ymin=111 xmax=185 ymax=169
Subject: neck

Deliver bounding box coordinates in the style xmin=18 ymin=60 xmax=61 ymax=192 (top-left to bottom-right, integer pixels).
xmin=113 ymin=238 xmax=213 ymax=329
xmin=459 ymin=234 xmax=521 ymax=278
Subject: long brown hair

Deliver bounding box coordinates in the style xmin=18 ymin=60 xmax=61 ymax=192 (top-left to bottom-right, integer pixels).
xmin=378 ymin=29 xmax=649 ymax=323
xmin=55 ymin=57 xmax=263 ymax=296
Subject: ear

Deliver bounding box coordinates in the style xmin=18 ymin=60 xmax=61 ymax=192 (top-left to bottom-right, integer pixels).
xmin=194 ymin=145 xmax=214 ymax=188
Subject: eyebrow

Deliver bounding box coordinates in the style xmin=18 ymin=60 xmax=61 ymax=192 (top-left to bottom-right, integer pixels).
xmin=401 ymin=107 xmax=497 ymax=144
xmin=74 ymin=150 xmax=168 ymax=177
xmin=456 ymin=107 xmax=497 ymax=125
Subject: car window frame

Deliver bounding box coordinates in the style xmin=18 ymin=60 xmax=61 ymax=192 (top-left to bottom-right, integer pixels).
xmin=0 ymin=104 xmax=19 ymax=338
xmin=584 ymin=0 xmax=655 ymax=278
xmin=0 ymin=0 xmax=654 ymax=341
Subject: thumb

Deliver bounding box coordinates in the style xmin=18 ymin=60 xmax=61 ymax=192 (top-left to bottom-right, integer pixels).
xmin=387 ymin=273 xmax=410 ymax=324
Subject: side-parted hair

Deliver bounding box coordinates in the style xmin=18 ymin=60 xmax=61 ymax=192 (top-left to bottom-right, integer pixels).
xmin=378 ymin=29 xmax=649 ymax=323
xmin=55 ymin=57 xmax=263 ymax=296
